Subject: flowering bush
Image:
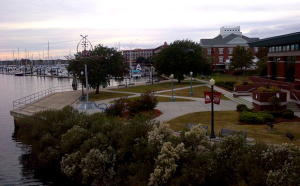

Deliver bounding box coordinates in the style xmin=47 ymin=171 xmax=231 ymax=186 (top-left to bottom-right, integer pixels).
xmin=257 ymin=85 xmax=280 ymax=92
xmin=105 ymin=97 xmax=128 ymax=117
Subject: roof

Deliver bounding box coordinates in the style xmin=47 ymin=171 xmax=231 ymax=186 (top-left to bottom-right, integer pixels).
xmin=200 ymin=33 xmax=259 ymax=47
xmin=248 ymin=32 xmax=300 ymax=47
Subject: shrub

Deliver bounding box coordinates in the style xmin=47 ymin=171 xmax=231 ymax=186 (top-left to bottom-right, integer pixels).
xmin=268 ymin=110 xmax=282 ymax=118
xmin=127 ymin=99 xmax=141 ymax=114
xmin=237 ymin=104 xmax=247 ymax=111
xmin=268 ymin=96 xmax=281 ymax=110
xmin=257 ymin=85 xmax=280 ymax=92
xmin=242 ymin=108 xmax=252 ymax=112
xmin=139 ymin=91 xmax=158 ymax=111
xmin=282 ymin=109 xmax=293 ymax=113
xmin=105 ymin=97 xmax=128 ymax=117
xmin=282 ymin=111 xmax=294 ymax=119
xmin=239 ymin=111 xmax=274 ymax=124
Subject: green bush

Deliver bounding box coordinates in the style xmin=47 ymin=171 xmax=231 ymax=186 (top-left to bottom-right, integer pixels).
xmin=237 ymin=104 xmax=247 ymax=111
xmin=239 ymin=111 xmax=274 ymax=124
xmin=282 ymin=111 xmax=294 ymax=119
xmin=268 ymin=110 xmax=282 ymax=118
xmin=282 ymin=109 xmax=293 ymax=113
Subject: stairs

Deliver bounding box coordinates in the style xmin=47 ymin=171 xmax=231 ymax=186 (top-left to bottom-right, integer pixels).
xmin=286 ymin=102 xmax=300 ymax=112
xmin=225 ymin=93 xmax=253 ymax=109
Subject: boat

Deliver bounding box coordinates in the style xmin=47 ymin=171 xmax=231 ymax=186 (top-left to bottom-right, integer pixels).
xmin=15 ymin=72 xmax=24 ymax=76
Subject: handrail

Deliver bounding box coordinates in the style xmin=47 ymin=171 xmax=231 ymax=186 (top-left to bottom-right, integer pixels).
xmin=291 ymin=93 xmax=300 ymax=103
xmin=13 ymin=85 xmax=73 ymax=109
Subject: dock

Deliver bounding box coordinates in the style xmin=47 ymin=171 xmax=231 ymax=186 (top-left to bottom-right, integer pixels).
xmin=10 ymin=86 xmax=82 ymax=118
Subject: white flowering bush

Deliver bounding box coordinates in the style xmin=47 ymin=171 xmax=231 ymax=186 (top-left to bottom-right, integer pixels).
xmin=61 ymin=151 xmax=82 ymax=180
xmin=148 ymin=122 xmax=174 ymax=150
xmin=262 ymin=143 xmax=300 ymax=185
xmin=184 ymin=124 xmax=207 ymax=151
xmin=80 ymin=147 xmax=116 ymax=185
xmin=149 ymin=142 xmax=186 ymax=185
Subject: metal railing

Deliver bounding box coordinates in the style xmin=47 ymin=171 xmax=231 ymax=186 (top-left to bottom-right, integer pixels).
xmin=13 ymin=85 xmax=74 ymax=110
xmin=291 ymin=93 xmax=300 ymax=104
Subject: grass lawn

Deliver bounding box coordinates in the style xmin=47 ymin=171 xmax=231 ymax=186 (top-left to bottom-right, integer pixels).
xmin=197 ymin=73 xmax=249 ymax=82
xmin=109 ymin=96 xmax=195 ymax=103
xmin=108 ymin=81 xmax=203 ymax=93
xmin=157 ymin=85 xmax=229 ymax=100
xmin=85 ymin=91 xmax=134 ymax=101
xmin=167 ymin=111 xmax=300 ymax=146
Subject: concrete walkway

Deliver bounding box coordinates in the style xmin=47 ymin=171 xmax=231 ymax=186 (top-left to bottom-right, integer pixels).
xmin=73 ymin=77 xmax=238 ymax=122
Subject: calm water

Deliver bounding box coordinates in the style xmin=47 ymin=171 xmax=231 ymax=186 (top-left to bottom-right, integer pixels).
xmin=0 ymin=74 xmax=73 ymax=185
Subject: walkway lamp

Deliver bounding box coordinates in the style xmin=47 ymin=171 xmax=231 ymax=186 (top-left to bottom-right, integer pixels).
xmin=190 ymin=71 xmax=193 ymax=96
xmin=151 ymin=64 xmax=153 ymax=84
xmin=210 ymin=78 xmax=216 ymax=139
xmin=171 ymin=74 xmax=175 ymax=102
xmin=81 ymin=71 xmax=84 ymax=97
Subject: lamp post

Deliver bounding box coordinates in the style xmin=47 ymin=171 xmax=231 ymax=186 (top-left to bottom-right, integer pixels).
xmin=171 ymin=74 xmax=175 ymax=102
xmin=190 ymin=71 xmax=193 ymax=96
xmin=81 ymin=71 xmax=84 ymax=97
xmin=210 ymin=78 xmax=216 ymax=139
xmin=151 ymin=64 xmax=153 ymax=84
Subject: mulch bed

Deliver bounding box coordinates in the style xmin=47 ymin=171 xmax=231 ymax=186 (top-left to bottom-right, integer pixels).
xmin=120 ymin=109 xmax=163 ymax=120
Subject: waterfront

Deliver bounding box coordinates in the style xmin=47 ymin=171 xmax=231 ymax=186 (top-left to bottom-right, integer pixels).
xmin=0 ymin=74 xmax=74 ymax=185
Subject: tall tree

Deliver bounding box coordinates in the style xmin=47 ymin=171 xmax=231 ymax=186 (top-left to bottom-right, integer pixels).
xmin=152 ymin=39 xmax=210 ymax=83
xmin=67 ymin=44 xmax=128 ymax=94
xmin=229 ymin=45 xmax=254 ymax=82
xmin=255 ymin=47 xmax=268 ymax=76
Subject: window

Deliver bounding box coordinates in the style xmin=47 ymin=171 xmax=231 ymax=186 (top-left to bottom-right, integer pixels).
xmin=219 ymin=57 xmax=223 ymax=62
xmin=228 ymin=48 xmax=233 ymax=54
xmin=278 ymin=46 xmax=282 ymax=52
xmin=219 ymin=48 xmax=224 ymax=54
xmin=207 ymin=48 xmax=211 ymax=55
xmin=283 ymin=46 xmax=286 ymax=51
xmin=254 ymin=47 xmax=258 ymax=53
xmin=291 ymin=45 xmax=294 ymax=50
xmin=296 ymin=44 xmax=299 ymax=50
xmin=287 ymin=45 xmax=290 ymax=51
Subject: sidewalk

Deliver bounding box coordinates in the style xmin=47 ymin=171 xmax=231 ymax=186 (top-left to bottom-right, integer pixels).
xmin=73 ymin=78 xmax=238 ymax=122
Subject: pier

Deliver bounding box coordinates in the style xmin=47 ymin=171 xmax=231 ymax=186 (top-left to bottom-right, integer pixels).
xmin=10 ymin=86 xmax=81 ymax=118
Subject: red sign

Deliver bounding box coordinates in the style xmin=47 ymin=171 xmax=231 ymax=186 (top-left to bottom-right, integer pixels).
xmin=204 ymin=92 xmax=221 ymax=105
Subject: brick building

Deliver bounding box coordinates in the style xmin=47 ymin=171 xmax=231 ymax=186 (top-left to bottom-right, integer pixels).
xmin=248 ymin=32 xmax=300 ymax=84
xmin=122 ymin=42 xmax=168 ymax=69
xmin=200 ymin=26 xmax=259 ymax=71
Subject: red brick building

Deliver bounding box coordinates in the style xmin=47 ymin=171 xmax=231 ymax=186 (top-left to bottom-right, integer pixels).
xmin=200 ymin=26 xmax=259 ymax=71
xmin=248 ymin=32 xmax=300 ymax=84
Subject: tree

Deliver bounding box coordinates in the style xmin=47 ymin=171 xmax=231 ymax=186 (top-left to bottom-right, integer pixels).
xmin=255 ymin=47 xmax=268 ymax=76
xmin=152 ymin=39 xmax=210 ymax=83
xmin=229 ymin=45 xmax=254 ymax=82
xmin=67 ymin=44 xmax=128 ymax=94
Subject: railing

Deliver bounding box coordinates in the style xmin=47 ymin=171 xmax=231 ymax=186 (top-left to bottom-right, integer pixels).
xmin=13 ymin=85 xmax=74 ymax=110
xmin=291 ymin=93 xmax=300 ymax=104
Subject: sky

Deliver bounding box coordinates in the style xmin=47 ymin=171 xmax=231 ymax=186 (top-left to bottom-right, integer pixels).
xmin=1 ymin=0 xmax=300 ymax=61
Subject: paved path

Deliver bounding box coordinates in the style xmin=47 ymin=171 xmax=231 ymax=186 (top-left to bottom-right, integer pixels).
xmin=73 ymin=77 xmax=238 ymax=122
xmin=11 ymin=77 xmax=238 ymax=121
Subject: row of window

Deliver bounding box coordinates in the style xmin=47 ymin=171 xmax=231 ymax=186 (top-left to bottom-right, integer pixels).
xmin=269 ymin=44 xmax=299 ymax=53
xmin=207 ymin=47 xmax=258 ymax=55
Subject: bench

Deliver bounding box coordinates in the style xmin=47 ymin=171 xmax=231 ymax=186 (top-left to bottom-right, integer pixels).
xmin=145 ymin=81 xmax=152 ymax=84
xmin=185 ymin=123 xmax=208 ymax=134
xmin=118 ymin=84 xmax=126 ymax=88
xmin=128 ymin=83 xmax=135 ymax=86
xmin=219 ymin=128 xmax=247 ymax=139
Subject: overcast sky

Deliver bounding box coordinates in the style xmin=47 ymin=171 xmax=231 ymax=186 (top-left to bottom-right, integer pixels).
xmin=1 ymin=0 xmax=300 ymax=61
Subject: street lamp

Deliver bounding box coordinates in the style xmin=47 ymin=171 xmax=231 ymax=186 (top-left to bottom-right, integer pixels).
xmin=151 ymin=64 xmax=153 ymax=84
xmin=81 ymin=71 xmax=84 ymax=97
xmin=210 ymin=78 xmax=216 ymax=139
xmin=171 ymin=74 xmax=175 ymax=102
xmin=190 ymin=71 xmax=193 ymax=96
